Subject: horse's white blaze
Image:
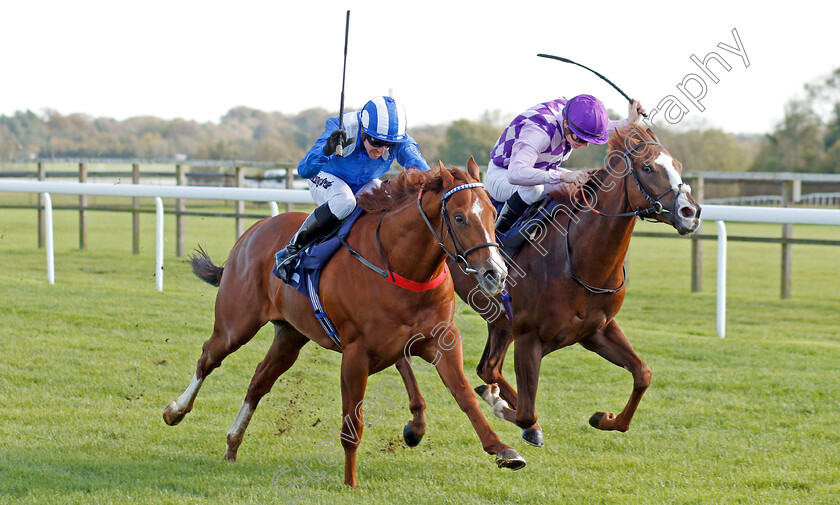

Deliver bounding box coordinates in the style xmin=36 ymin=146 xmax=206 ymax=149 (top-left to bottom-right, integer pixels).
xmin=655 ymin=152 xmax=697 ymax=228
xmin=655 ymin=153 xmax=691 ymax=195
xmin=488 ymin=246 xmax=506 ymax=276
xmin=176 ymin=373 xmax=203 ymax=410
xmin=227 ymin=402 xmax=255 ymax=438
xmin=472 ymin=199 xmax=507 ymax=279
xmin=470 ymin=198 xmax=483 ymax=220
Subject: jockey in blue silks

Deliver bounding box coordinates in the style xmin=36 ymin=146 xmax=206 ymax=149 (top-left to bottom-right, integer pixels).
xmin=273 ymin=96 xmax=431 ymax=281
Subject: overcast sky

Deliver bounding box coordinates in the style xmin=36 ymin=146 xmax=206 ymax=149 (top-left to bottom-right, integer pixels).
xmin=2 ymin=0 xmax=839 ymax=135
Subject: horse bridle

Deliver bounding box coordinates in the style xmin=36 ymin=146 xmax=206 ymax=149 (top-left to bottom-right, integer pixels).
xmin=579 ymin=141 xmax=677 ymax=220
xmin=568 ymin=140 xmax=686 ymax=294
xmin=416 ymin=182 xmax=499 ymax=275
xmin=340 ymin=181 xmax=499 ymax=286
xmin=625 ymin=141 xmax=680 ymax=219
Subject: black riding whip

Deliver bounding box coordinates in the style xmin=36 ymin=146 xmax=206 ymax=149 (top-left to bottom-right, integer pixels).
xmin=536 ymin=53 xmax=648 ymax=118
xmin=336 ymin=10 xmax=351 ymax=156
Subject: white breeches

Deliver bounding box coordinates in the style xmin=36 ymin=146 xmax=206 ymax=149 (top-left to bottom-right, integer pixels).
xmin=307 ymin=172 xmax=382 ymax=219
xmin=485 ymin=163 xmax=569 ymax=204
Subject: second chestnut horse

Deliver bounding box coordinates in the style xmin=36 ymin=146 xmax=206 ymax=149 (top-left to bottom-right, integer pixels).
xmin=395 ymin=126 xmax=701 ymax=448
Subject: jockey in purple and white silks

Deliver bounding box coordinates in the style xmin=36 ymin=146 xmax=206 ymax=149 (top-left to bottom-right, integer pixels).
xmin=273 ymin=96 xmax=431 ymax=281
xmin=485 ymin=94 xmax=646 ymax=234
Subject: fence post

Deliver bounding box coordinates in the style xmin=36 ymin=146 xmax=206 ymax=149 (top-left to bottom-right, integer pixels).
xmin=285 ymin=166 xmax=295 ymax=213
xmin=44 ymin=193 xmax=54 ymax=285
xmin=780 ymin=179 xmax=801 ymax=299
xmin=176 ymin=164 xmax=186 ymax=257
xmin=715 ymin=220 xmax=727 ymax=338
xmin=691 ymin=176 xmax=705 ymax=292
xmin=132 ymin=163 xmax=140 ymax=254
xmin=79 ymin=162 xmax=88 ymax=250
xmin=38 ymin=162 xmax=46 ymax=248
xmin=235 ymin=166 xmax=244 ymax=239
xmin=155 ymin=197 xmax=164 ymax=292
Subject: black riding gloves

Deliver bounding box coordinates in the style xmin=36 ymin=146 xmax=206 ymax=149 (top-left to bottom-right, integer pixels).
xmin=322 ymin=129 xmax=355 ymax=156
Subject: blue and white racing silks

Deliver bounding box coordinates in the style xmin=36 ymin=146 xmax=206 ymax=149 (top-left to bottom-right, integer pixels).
xmin=297 ymin=111 xmax=430 ymax=194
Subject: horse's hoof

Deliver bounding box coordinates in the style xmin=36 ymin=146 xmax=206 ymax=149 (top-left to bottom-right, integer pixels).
xmin=163 ymin=401 xmax=186 ymax=426
xmin=589 ymin=412 xmax=626 ymax=432
xmin=474 ymin=384 xmax=488 ymax=398
xmin=402 ymin=424 xmax=423 ymax=447
xmin=522 ymin=428 xmax=544 ymax=447
xmin=495 ymin=448 xmax=526 ymax=470
xmin=223 ymin=450 xmax=238 ymax=462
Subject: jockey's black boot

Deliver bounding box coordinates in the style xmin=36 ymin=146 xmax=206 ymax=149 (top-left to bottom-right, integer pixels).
xmin=494 ymin=192 xmax=530 ymax=236
xmin=273 ymin=203 xmax=340 ymax=282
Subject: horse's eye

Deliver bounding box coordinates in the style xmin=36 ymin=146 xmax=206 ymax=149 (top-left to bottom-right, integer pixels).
xmin=454 ymin=214 xmax=466 ymax=225
xmin=642 ymin=164 xmax=653 ymax=172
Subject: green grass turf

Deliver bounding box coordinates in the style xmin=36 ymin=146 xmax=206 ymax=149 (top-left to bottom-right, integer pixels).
xmin=0 ymin=208 xmax=838 ymax=504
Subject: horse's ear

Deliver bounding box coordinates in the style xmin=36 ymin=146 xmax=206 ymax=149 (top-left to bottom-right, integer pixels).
xmin=466 ymin=156 xmax=481 ymax=181
xmin=646 ymin=127 xmax=659 ymax=143
xmin=438 ymin=160 xmax=454 ymax=186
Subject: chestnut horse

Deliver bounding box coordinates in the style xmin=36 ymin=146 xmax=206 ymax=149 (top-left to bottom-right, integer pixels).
xmin=162 ymin=159 xmax=526 ymax=487
xmin=396 ymin=126 xmax=701 ymax=447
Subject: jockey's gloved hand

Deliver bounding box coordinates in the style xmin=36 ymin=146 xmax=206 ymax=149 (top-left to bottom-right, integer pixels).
xmin=323 ymin=129 xmax=355 ymax=156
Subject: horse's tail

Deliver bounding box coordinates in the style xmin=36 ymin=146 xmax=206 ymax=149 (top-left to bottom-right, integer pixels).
xmin=187 ymin=245 xmax=224 ymax=287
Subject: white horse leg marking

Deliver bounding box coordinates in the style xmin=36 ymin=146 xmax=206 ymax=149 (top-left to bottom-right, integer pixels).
xmin=479 ymin=383 xmax=512 ymax=420
xmin=175 ymin=373 xmax=203 ymax=412
xmin=224 ymin=401 xmax=256 ymax=460
xmin=227 ymin=402 xmax=255 ymax=441
xmin=492 ymin=398 xmax=511 ymax=419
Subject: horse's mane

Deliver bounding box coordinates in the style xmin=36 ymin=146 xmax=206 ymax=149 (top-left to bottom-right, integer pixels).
xmin=549 ymin=125 xmax=659 ymax=210
xmin=357 ymin=168 xmax=445 ymax=213
xmin=606 ymin=123 xmax=659 ymax=157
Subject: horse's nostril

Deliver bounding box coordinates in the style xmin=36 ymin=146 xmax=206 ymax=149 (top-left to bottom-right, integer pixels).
xmin=483 ymin=269 xmax=499 ymax=284
xmin=680 ymin=206 xmax=695 ymax=218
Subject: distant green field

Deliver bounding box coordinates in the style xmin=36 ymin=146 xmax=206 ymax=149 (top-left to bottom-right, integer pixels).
xmin=1 ymin=207 xmax=838 ymax=505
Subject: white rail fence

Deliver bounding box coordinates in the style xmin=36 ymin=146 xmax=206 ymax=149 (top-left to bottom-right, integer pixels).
xmin=0 ymin=180 xmax=314 ymax=291
xmin=698 ymin=205 xmax=840 ymax=338
xmin=704 ymin=192 xmax=840 ymax=206
xmin=2 ymin=181 xmax=840 ymax=339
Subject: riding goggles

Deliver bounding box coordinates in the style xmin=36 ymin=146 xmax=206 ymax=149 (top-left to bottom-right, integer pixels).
xmin=365 ymin=133 xmax=396 ymax=149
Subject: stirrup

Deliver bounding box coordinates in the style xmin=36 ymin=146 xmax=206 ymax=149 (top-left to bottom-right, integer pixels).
xmin=272 ymin=203 xmax=341 ymax=282
xmin=273 ymin=248 xmax=299 ymax=281
xmin=495 ymin=208 xmax=524 ymax=236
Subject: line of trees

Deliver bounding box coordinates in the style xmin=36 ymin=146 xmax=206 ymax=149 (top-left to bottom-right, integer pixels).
xmin=0 ymin=106 xmax=328 ymax=163
xmin=0 ymin=106 xmax=760 ymax=172
xmin=750 ymin=67 xmax=840 ymax=173
xmin=2 ymin=67 xmax=839 ymax=174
